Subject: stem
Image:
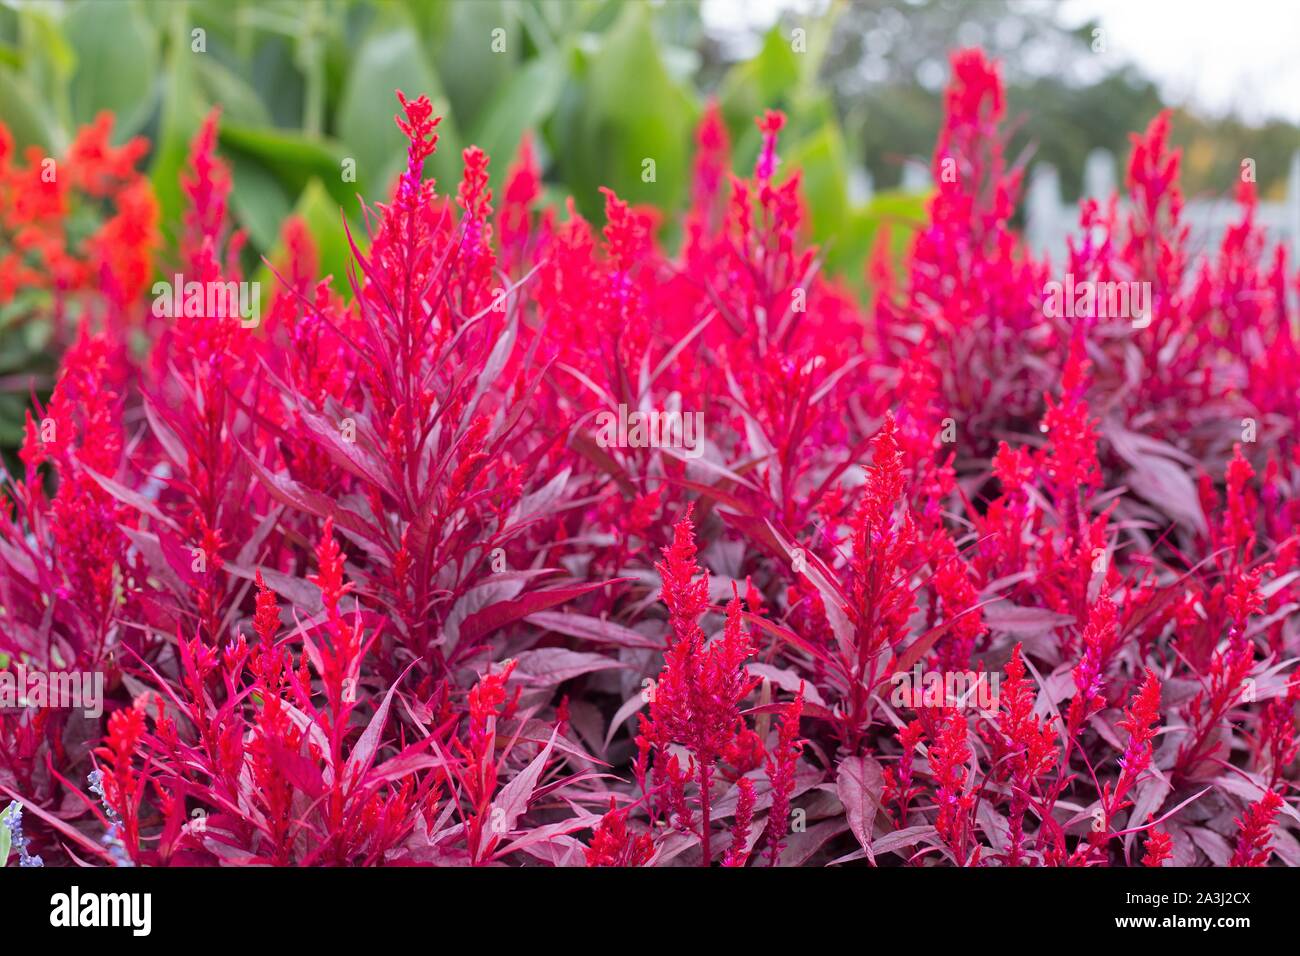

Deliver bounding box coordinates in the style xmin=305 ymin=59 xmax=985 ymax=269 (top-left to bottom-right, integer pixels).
xmin=698 ymin=760 xmax=713 ymax=866
xmin=299 ymin=2 xmax=324 ymax=137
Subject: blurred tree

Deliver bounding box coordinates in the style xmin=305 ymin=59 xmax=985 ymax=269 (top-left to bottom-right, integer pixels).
xmin=814 ymin=0 xmax=1294 ymax=202
xmin=1169 ymin=110 xmax=1300 ymax=202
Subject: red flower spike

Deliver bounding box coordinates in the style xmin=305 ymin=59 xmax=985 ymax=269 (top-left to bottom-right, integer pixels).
xmin=1142 ymin=828 xmax=1174 ymax=867
xmin=586 ymin=798 xmax=654 ymax=867
xmin=1230 ymin=791 xmax=1284 ymax=867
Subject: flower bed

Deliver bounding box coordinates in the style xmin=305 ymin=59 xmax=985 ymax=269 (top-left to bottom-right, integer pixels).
xmin=1 ymin=49 xmax=1296 ymax=868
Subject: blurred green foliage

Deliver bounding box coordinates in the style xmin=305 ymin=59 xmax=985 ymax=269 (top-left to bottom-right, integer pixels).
xmin=0 ymin=0 xmax=923 ymax=291
xmin=0 ymin=0 xmax=931 ymax=463
xmin=3 ymin=0 xmax=1293 ymax=300
xmin=6 ymin=0 xmax=1290 ymax=464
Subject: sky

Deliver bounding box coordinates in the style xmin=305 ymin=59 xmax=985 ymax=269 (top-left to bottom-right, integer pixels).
xmin=1058 ymin=0 xmax=1300 ymax=123
xmin=700 ymin=0 xmax=1300 ymax=124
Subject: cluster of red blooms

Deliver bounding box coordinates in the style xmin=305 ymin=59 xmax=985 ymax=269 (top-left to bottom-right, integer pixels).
xmin=0 ymin=47 xmax=1296 ymax=867
xmin=0 ymin=113 xmax=157 ymax=330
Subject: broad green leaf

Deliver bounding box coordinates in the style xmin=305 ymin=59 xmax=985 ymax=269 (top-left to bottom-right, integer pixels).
xmin=571 ymin=4 xmax=697 ymax=217
xmin=219 ymin=123 xmax=343 ymax=184
xmin=64 ymin=0 xmax=159 ymax=138
xmin=545 ymin=43 xmax=591 ymax=198
xmin=470 ymin=50 xmax=564 ymax=190
xmin=791 ymin=3 xmax=839 ymax=92
xmin=784 ymin=122 xmax=849 ymax=244
xmin=336 ymin=20 xmax=461 ymax=200
xmin=0 ymin=5 xmax=16 ymax=46
xmin=0 ymin=392 xmax=24 ymax=447
xmin=195 ymin=57 xmax=271 ymax=128
xmin=228 ymin=153 xmax=290 ymax=251
xmin=256 ymin=177 xmax=355 ymax=301
xmin=15 ymin=6 xmax=75 ymax=144
xmin=218 ymin=123 xmax=361 ymax=228
xmin=718 ymin=25 xmax=799 ymax=129
xmin=249 ymin=33 xmax=306 ymax=129
xmin=0 ymin=68 xmax=54 ymax=152
xmin=150 ymin=2 xmax=206 ymax=243
xmin=428 ymin=0 xmax=515 ymax=128
xmin=829 ymin=189 xmax=928 ymax=282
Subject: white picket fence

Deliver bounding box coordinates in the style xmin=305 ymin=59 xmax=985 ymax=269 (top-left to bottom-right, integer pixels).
xmin=879 ymin=149 xmax=1300 ymax=263
xmin=1022 ymin=148 xmax=1300 ymax=263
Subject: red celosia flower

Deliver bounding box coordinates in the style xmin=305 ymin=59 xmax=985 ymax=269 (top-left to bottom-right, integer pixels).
xmin=686 ymin=99 xmax=730 ymax=240
xmin=310 ymin=517 xmax=355 ymax=617
xmin=722 ymin=778 xmax=756 ymax=867
xmin=252 ymin=570 xmax=280 ymax=644
xmin=754 ymin=110 xmax=785 ymax=182
xmin=1142 ymin=828 xmax=1173 ymax=867
xmin=0 ymin=111 xmax=155 ymax=316
xmin=497 ymin=133 xmax=540 ymax=273
xmin=882 ymin=720 xmax=926 ymax=830
xmin=836 ymin=414 xmax=920 ymax=750
xmin=984 ymin=644 xmax=1057 ymax=864
xmin=395 ymin=89 xmax=441 ymax=169
xmin=763 ymin=688 xmax=804 ymax=865
xmin=455 ymin=145 xmax=495 ymax=298
xmin=651 ymin=590 xmax=756 ymax=770
xmin=1040 ymin=340 xmax=1101 ymax=499
xmin=1116 ymin=670 xmax=1161 ymax=788
xmin=1067 ymin=597 xmax=1120 ymax=741
xmin=1097 ymin=669 xmax=1163 ymax=833
xmin=643 ymin=512 xmax=762 ymax=864
xmin=930 ymin=709 xmax=976 ymax=865
xmin=585 ymin=798 xmax=655 ymax=867
xmin=92 ymin=707 xmax=149 ymax=864
xmin=1229 ymin=791 xmax=1284 ymax=867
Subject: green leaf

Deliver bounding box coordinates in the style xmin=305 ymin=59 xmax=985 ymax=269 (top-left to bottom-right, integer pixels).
xmin=217 ymin=125 xmax=364 ymax=248
xmin=150 ymin=1 xmax=205 ymax=244
xmin=470 ymin=50 xmax=564 ymax=190
xmin=427 ymin=0 xmax=515 ymax=129
xmin=195 ymin=57 xmax=271 ymax=128
xmin=255 ymin=177 xmax=355 ymax=301
xmin=249 ymin=33 xmax=306 ymax=129
xmin=827 ymin=189 xmax=928 ymax=282
xmin=0 ymin=392 xmax=24 ymax=447
xmin=219 ymin=123 xmax=344 ymax=183
xmin=567 ymin=4 xmax=697 ymax=218
xmin=0 ymin=809 xmax=11 ymax=866
xmin=64 ymin=0 xmax=159 ymax=138
xmin=0 ymin=68 xmax=55 ymax=152
xmin=784 ymin=122 xmax=849 ymax=244
xmin=14 ymin=6 xmax=75 ymax=145
xmin=227 ymin=153 xmax=290 ymax=251
xmin=718 ymin=25 xmax=798 ymax=127
xmin=336 ymin=19 xmax=460 ymax=200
